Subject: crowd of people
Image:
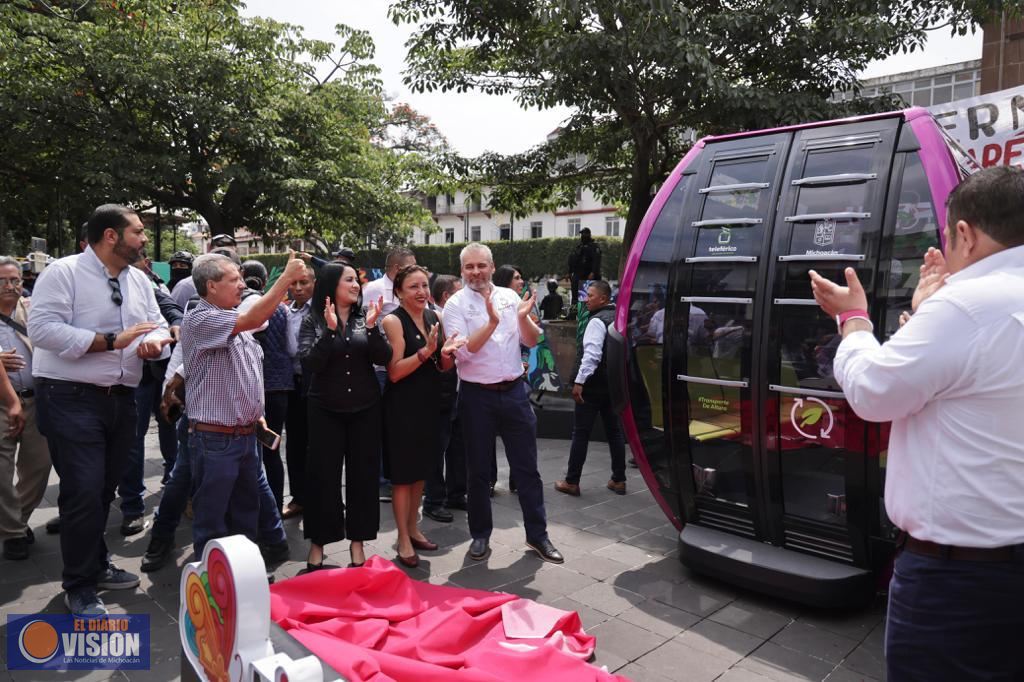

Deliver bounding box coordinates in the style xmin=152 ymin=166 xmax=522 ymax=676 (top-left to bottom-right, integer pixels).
xmin=0 ymin=206 xmax=632 ymax=617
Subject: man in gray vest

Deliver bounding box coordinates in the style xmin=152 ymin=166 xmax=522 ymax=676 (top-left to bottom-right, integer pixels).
xmin=555 ymin=280 xmax=627 ymax=496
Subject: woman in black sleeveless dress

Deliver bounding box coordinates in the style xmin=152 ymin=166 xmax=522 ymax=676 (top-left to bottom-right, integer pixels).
xmin=381 ymin=265 xmax=465 ymax=567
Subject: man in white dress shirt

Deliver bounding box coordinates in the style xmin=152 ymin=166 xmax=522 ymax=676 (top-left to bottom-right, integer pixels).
xmin=443 ymin=243 xmax=563 ymax=564
xmin=809 ymin=165 xmax=1024 ymax=681
xmin=29 ymin=204 xmax=172 ymax=616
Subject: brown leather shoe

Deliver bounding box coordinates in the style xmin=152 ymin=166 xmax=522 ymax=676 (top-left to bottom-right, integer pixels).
xmin=396 ymin=553 xmax=420 ymax=568
xmin=554 ymin=480 xmax=581 ymax=496
xmin=281 ymin=503 xmax=303 ymax=520
xmin=606 ymin=479 xmax=626 ymax=495
xmin=410 ymin=536 xmax=438 ymax=551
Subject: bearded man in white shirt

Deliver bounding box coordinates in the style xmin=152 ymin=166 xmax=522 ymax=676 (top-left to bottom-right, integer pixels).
xmin=810 ymin=165 xmax=1024 ymax=681
xmin=443 ymin=243 xmax=564 ymax=564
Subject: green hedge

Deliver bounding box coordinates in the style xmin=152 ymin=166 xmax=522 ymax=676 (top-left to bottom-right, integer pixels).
xmin=249 ymin=237 xmax=622 ymax=281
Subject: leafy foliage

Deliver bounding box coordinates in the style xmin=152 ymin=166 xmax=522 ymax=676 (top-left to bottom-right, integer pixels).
xmin=0 ymin=0 xmax=443 ymax=254
xmin=390 ymin=0 xmax=996 ymax=260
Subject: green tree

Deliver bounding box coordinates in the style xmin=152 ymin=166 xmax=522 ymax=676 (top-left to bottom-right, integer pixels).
xmin=390 ymin=0 xmax=995 ymax=258
xmin=0 ymin=0 xmax=439 ymax=251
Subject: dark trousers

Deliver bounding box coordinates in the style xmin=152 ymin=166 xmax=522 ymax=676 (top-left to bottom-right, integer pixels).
xmin=283 ymin=383 xmax=308 ymax=506
xmin=460 ymin=381 xmax=547 ymax=542
xmin=886 ymin=546 xmax=1024 ymax=681
xmin=304 ymin=400 xmax=381 ymax=546
xmin=424 ymin=407 xmax=467 ymax=510
xmin=189 ymin=430 xmax=266 ymax=555
xmin=35 ymin=380 xmax=136 ymax=592
xmin=153 ymin=414 xmax=284 ymax=548
xmin=119 ymin=377 xmax=177 ymax=517
xmin=565 ymin=398 xmax=626 ymax=484
xmin=262 ymin=390 xmax=288 ymax=511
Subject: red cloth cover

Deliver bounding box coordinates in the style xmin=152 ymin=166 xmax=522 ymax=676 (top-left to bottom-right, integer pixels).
xmin=269 ymin=555 xmax=629 ymax=682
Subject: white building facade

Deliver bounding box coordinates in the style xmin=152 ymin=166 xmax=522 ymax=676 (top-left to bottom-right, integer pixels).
xmin=410 ymin=187 xmax=621 ymax=246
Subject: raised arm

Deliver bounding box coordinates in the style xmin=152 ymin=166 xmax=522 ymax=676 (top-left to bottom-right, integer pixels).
xmin=234 ymin=254 xmax=305 ymax=334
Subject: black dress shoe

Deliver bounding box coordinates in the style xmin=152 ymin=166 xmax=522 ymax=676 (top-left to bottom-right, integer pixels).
xmin=525 ymin=538 xmax=564 ymax=564
xmin=24 ymin=527 xmax=34 ymax=544
xmin=45 ymin=517 xmax=60 ymax=534
xmin=469 ymin=538 xmax=490 ymax=561
xmin=141 ymin=536 xmax=174 ymax=572
xmin=120 ymin=515 xmax=147 ymax=537
xmin=3 ymin=536 xmax=29 ymax=560
xmin=423 ymin=507 xmax=454 ymax=523
xmin=261 ymin=540 xmax=290 ymax=564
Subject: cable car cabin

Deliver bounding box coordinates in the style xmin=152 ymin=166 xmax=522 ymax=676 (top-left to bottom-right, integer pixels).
xmin=607 ymin=107 xmax=979 ymax=608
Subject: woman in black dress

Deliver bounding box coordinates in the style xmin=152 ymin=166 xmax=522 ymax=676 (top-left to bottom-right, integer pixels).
xmin=298 ymin=263 xmax=389 ymax=570
xmin=381 ymin=265 xmax=465 ymax=567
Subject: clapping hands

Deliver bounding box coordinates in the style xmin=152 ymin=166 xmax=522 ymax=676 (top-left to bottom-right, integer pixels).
xmin=365 ymin=295 xmax=384 ymax=328
xmin=324 ymin=296 xmax=338 ymax=331
xmin=441 ymin=331 xmax=467 ymax=359
xmin=912 ymin=247 xmax=949 ymax=312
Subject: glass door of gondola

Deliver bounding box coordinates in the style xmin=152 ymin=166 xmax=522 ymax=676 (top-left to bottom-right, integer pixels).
xmin=761 ymin=119 xmax=900 ymax=566
xmin=667 ymin=134 xmax=790 ymax=540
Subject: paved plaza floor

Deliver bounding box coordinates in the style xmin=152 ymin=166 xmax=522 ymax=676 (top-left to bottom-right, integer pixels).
xmin=1 ymin=432 xmax=885 ymax=681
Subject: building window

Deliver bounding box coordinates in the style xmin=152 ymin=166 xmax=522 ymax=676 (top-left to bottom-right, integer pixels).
xmin=499 ymin=223 xmax=511 ymax=240
xmin=605 ymin=216 xmax=620 ymax=237
xmin=423 ymin=232 xmax=430 ymax=245
xmin=568 ymin=218 xmax=581 ymax=236
xmin=530 ymin=221 xmax=543 ymax=238
xmin=574 ymin=187 xmax=583 ymax=204
xmin=445 ymin=228 xmax=454 ymax=244
xmin=470 ymin=225 xmax=481 ymax=241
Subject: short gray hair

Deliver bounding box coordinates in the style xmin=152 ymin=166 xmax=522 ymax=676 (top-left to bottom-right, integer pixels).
xmin=0 ymin=256 xmax=21 ymax=272
xmin=193 ymin=254 xmax=236 ymax=296
xmin=459 ymin=242 xmax=493 ymax=265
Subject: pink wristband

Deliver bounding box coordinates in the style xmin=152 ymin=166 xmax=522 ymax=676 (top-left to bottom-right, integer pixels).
xmin=836 ymin=309 xmax=872 ymax=330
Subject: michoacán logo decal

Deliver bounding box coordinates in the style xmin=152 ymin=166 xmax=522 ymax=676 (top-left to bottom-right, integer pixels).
xmin=6 ymin=614 xmax=150 ymax=670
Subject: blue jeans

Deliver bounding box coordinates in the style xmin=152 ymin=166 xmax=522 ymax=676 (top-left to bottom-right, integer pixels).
xmin=565 ymin=398 xmax=626 ymax=484
xmin=886 ymin=546 xmax=1024 ymax=681
xmin=460 ymin=381 xmax=547 ymax=543
xmin=155 ymin=417 xmax=285 ymax=549
xmin=118 ymin=379 xmax=177 ymax=517
xmin=189 ymin=429 xmax=276 ymax=555
xmin=35 ymin=380 xmax=136 ymax=592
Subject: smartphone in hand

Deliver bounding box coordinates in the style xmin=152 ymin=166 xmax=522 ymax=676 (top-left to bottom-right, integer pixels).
xmin=256 ymin=421 xmax=281 ymax=451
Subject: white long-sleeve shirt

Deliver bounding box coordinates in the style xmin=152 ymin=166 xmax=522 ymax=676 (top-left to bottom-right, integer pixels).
xmin=576 ymin=317 xmax=608 ymax=384
xmin=28 ymin=247 xmax=170 ymax=387
xmin=444 ymin=285 xmax=526 ymax=384
xmin=833 ymin=244 xmax=1024 ymax=547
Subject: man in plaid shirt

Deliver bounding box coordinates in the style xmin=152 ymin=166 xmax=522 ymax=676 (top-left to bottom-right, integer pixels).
xmin=182 ymin=252 xmax=306 ymax=554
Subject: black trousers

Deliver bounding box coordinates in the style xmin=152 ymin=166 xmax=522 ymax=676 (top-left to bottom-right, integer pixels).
xmin=283 ymin=383 xmax=309 ymax=507
xmin=886 ymin=546 xmax=1024 ymax=681
xmin=35 ymin=380 xmax=136 ymax=592
xmin=424 ymin=407 xmax=467 ymax=509
xmin=261 ymin=390 xmax=288 ymax=511
xmin=303 ymin=400 xmax=381 ymax=546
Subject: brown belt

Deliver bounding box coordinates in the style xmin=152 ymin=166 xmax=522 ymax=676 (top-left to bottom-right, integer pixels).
xmin=904 ymin=535 xmax=1019 ymax=563
xmin=465 ymin=379 xmax=521 ymax=392
xmin=190 ymin=421 xmax=257 ymax=436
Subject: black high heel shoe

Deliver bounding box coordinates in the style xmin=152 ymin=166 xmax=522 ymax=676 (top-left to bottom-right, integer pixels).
xmin=306 ymin=561 xmax=324 ymax=572
xmin=348 ymin=544 xmax=365 ymax=568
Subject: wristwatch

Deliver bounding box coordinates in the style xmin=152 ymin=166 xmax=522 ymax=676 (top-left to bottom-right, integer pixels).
xmin=104 ymin=332 xmax=117 ymax=351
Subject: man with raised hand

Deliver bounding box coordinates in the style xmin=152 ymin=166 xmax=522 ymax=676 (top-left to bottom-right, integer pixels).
xmin=809 ymin=166 xmax=1024 ymax=681
xmin=182 ymin=250 xmax=306 ymax=556
xmin=443 ymin=243 xmax=563 ymax=564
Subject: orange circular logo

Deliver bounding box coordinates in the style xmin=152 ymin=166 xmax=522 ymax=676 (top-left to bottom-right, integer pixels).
xmin=19 ymin=620 xmax=59 ymax=664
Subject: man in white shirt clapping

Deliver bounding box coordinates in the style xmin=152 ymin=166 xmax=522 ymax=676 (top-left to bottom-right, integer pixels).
xmin=443 ymin=243 xmax=564 ymax=564
xmin=809 ymin=166 xmax=1024 ymax=681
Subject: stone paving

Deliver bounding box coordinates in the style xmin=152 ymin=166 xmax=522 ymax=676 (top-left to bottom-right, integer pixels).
xmin=1 ymin=431 xmax=886 ymax=681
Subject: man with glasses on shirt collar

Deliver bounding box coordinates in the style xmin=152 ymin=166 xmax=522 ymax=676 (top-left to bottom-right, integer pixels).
xmin=28 ymin=204 xmax=172 ymax=616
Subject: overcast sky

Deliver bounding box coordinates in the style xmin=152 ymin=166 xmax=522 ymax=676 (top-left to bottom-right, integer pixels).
xmin=240 ymin=1 xmax=983 ymax=157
